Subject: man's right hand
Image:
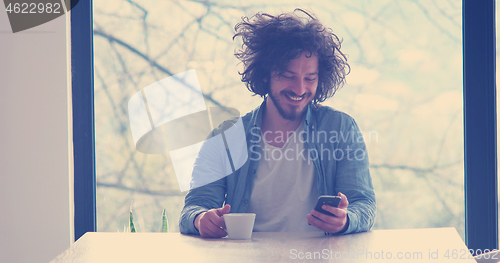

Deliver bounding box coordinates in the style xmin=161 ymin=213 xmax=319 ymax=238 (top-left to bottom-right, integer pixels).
xmin=194 ymin=204 xmax=231 ymax=238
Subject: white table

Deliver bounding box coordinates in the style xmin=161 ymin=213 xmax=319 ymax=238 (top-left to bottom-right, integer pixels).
xmin=51 ymin=227 xmax=476 ymax=262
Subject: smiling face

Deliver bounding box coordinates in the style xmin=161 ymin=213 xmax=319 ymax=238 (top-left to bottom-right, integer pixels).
xmin=266 ymin=52 xmax=319 ymax=122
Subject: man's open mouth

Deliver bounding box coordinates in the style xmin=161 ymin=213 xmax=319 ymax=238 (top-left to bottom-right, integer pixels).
xmin=285 ymin=94 xmax=304 ymax=101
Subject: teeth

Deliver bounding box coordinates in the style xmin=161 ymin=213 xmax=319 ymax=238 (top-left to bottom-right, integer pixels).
xmin=287 ymin=94 xmax=303 ymax=101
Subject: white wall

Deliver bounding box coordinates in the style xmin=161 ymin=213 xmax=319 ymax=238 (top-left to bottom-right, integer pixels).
xmin=0 ymin=10 xmax=71 ymax=263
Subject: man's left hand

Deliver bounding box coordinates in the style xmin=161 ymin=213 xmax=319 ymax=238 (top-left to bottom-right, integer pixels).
xmin=306 ymin=192 xmax=349 ymax=234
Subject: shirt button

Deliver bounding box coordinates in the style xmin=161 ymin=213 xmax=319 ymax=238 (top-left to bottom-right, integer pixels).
xmin=251 ymin=169 xmax=256 ymax=174
xmin=244 ymin=199 xmax=249 ymax=204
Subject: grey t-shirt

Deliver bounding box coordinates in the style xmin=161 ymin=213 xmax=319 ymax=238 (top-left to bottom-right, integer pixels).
xmin=246 ymin=123 xmax=320 ymax=232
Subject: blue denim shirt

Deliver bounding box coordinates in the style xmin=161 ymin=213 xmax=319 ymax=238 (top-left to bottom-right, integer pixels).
xmin=179 ymin=101 xmax=376 ymax=235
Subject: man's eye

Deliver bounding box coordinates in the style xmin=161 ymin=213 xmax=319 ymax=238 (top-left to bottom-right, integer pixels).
xmin=282 ymin=75 xmax=294 ymax=79
xmin=306 ymin=78 xmax=317 ymax=82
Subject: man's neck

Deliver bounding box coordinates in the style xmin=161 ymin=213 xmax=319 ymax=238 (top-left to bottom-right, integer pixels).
xmin=261 ymin=98 xmax=305 ymax=147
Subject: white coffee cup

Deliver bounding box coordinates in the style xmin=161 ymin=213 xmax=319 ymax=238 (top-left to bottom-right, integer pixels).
xmin=222 ymin=213 xmax=256 ymax=239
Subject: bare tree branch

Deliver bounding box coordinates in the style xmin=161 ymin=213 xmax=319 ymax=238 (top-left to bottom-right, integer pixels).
xmin=409 ymin=0 xmax=460 ymax=43
xmin=94 ymin=28 xmax=228 ymax=109
xmin=371 ymin=160 xmax=462 ymax=173
xmin=98 ymin=181 xmax=185 ymax=197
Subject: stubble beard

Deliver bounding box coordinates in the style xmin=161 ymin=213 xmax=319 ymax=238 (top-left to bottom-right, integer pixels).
xmin=268 ymin=90 xmax=310 ymax=121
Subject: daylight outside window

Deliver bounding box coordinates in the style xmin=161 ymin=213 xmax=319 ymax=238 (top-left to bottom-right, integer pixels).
xmin=93 ymin=0 xmax=463 ymax=236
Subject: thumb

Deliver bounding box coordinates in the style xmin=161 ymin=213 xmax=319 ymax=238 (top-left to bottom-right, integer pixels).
xmin=216 ymin=204 xmax=231 ymax=216
xmin=338 ymin=192 xmax=349 ymax=209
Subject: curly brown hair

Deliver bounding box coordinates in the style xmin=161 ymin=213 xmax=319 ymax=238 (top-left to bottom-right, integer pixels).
xmin=233 ymin=9 xmax=349 ymax=103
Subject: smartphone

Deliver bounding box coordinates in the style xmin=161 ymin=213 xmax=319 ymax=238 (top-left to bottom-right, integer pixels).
xmin=314 ymin=195 xmax=341 ymax=217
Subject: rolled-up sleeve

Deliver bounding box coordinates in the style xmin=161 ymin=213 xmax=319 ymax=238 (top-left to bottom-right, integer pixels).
xmin=179 ymin=122 xmax=235 ymax=235
xmin=334 ymin=117 xmax=376 ymax=234
xmin=179 ymin=178 xmax=227 ymax=235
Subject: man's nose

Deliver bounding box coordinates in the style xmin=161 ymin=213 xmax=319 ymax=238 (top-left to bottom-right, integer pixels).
xmin=292 ymin=79 xmax=307 ymax=95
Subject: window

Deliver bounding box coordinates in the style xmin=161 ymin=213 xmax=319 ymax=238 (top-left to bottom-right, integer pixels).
xmin=72 ymin=0 xmax=497 ymax=250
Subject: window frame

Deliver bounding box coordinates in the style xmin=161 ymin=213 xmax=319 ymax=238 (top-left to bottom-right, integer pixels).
xmin=71 ymin=0 xmax=96 ymax=241
xmin=71 ymin=0 xmax=499 ymax=250
xmin=463 ymin=0 xmax=498 ymax=252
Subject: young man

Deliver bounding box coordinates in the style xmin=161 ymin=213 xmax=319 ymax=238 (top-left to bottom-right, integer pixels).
xmin=179 ymin=9 xmax=376 ymax=237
